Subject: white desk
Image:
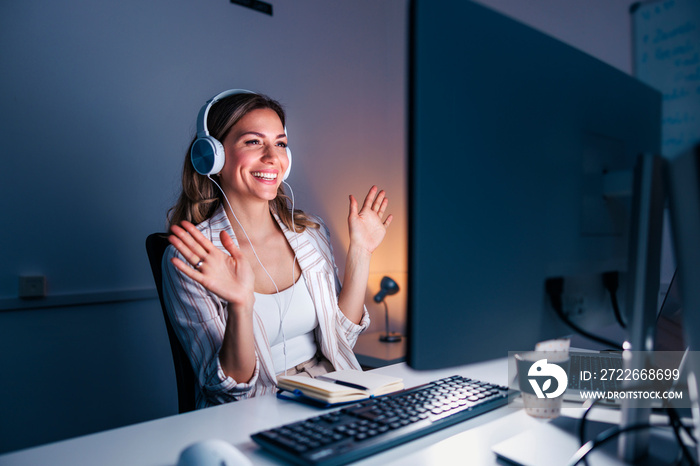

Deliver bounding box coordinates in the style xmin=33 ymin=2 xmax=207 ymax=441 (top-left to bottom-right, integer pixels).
xmin=0 ymin=358 xmax=675 ymax=466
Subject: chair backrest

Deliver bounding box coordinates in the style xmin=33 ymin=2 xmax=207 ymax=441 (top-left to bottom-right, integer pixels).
xmin=145 ymin=233 xmax=196 ymax=413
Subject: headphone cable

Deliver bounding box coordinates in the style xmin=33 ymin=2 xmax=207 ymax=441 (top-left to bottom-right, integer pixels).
xmin=208 ymin=175 xmax=298 ymax=376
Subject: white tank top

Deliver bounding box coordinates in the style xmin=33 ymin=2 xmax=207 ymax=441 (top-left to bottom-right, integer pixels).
xmin=254 ymin=276 xmax=318 ymax=374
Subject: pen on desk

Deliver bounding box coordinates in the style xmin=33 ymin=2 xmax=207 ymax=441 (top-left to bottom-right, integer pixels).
xmin=316 ymin=376 xmax=369 ymax=391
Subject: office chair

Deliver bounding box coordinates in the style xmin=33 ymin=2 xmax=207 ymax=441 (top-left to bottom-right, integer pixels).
xmin=145 ymin=233 xmax=197 ymax=413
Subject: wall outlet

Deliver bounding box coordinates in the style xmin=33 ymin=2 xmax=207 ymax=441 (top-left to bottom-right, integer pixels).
xmin=19 ymin=276 xmax=47 ymax=299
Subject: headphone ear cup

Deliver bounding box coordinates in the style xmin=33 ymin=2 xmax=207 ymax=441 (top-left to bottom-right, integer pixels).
xmin=283 ymin=146 xmax=292 ymax=180
xmin=191 ymin=136 xmax=225 ymax=175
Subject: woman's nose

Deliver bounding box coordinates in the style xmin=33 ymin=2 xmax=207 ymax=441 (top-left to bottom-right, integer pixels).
xmin=260 ymin=143 xmax=273 ymax=158
xmin=260 ymin=144 xmax=279 ymax=163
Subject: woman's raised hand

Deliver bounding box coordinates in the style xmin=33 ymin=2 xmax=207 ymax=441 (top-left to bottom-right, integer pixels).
xmin=169 ymin=221 xmax=255 ymax=310
xmin=347 ymin=185 xmax=393 ymax=255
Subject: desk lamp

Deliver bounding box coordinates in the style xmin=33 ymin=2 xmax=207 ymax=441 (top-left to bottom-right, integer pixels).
xmin=373 ymin=276 xmax=402 ymax=343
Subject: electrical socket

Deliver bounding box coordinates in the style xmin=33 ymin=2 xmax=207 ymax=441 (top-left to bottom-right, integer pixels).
xmin=19 ymin=275 xmax=47 ymax=299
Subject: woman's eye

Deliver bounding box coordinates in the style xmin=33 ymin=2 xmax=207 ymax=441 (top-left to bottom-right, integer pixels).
xmin=277 ymin=142 xmax=288 ymax=148
xmin=245 ymin=139 xmax=261 ymax=145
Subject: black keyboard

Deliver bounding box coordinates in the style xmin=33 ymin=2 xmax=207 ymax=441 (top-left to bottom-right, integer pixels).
xmin=251 ymin=375 xmax=511 ymax=465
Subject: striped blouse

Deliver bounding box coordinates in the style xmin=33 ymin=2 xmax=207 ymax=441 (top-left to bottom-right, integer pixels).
xmin=161 ymin=205 xmax=370 ymax=408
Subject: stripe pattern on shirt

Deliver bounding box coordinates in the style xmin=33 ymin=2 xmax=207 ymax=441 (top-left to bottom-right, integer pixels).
xmin=161 ymin=205 xmax=369 ymax=408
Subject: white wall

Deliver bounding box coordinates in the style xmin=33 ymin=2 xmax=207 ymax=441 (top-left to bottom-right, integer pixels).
xmin=0 ymin=0 xmax=642 ymax=454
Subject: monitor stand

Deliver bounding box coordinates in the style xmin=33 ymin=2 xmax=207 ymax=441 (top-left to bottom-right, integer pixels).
xmin=618 ymin=153 xmax=666 ymax=461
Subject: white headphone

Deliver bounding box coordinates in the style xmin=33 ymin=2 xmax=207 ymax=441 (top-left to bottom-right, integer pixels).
xmin=190 ymin=89 xmax=292 ymax=179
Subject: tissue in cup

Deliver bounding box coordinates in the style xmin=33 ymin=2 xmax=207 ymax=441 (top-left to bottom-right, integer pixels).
xmin=515 ymin=351 xmax=570 ymax=419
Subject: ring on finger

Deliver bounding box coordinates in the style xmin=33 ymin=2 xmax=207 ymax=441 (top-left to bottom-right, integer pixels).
xmin=195 ymin=260 xmax=204 ymax=269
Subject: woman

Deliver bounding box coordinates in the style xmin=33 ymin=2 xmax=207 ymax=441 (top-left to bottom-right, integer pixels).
xmin=162 ymin=90 xmax=392 ymax=408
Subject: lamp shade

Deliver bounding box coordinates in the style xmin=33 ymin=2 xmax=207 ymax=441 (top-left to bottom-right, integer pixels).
xmin=373 ymin=276 xmax=399 ymax=303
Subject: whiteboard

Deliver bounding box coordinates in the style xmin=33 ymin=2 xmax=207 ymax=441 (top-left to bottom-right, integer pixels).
xmin=632 ymin=0 xmax=700 ymax=158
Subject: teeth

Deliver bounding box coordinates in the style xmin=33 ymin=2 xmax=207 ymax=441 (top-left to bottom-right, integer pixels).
xmin=251 ymin=171 xmax=277 ymax=180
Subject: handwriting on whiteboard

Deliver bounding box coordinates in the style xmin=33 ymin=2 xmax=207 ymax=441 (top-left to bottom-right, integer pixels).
xmin=634 ymin=0 xmax=700 ymax=156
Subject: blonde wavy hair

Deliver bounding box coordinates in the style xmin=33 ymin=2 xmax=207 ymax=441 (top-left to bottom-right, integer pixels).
xmin=168 ymin=92 xmax=318 ymax=232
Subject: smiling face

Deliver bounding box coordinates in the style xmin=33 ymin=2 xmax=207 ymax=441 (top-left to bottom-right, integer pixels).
xmin=219 ymin=108 xmax=289 ymax=204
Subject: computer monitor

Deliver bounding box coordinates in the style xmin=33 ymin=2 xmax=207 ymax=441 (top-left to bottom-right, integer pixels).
xmin=655 ymin=270 xmax=686 ymax=352
xmin=667 ymin=145 xmax=700 ymax=354
xmin=407 ymin=0 xmax=662 ymax=370
xmin=667 ymin=144 xmax=700 ymax=461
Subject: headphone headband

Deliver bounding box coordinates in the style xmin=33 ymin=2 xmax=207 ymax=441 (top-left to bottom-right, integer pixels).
xmin=196 ymin=89 xmax=254 ymax=137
